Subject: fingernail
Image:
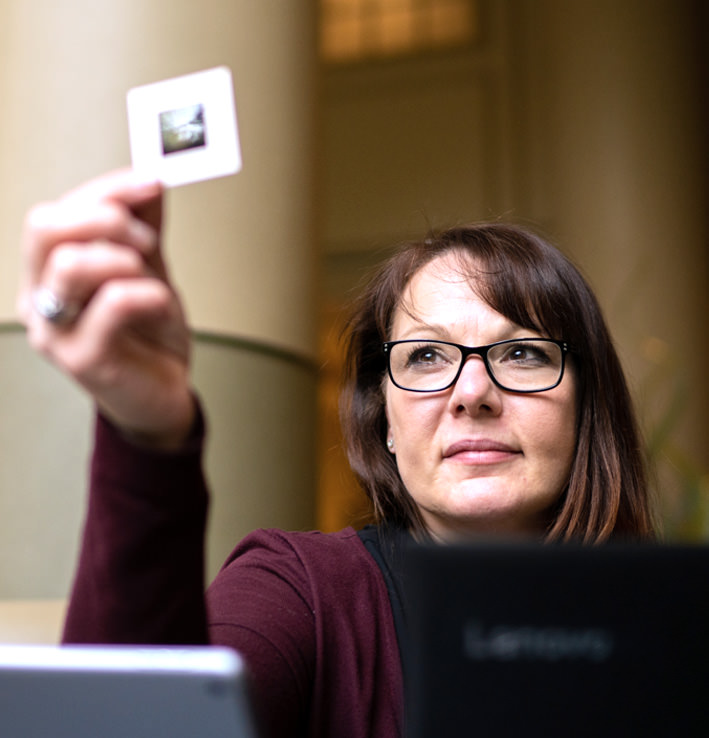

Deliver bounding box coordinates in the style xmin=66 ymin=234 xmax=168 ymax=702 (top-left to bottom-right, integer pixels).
xmin=128 ymin=218 xmax=158 ymax=250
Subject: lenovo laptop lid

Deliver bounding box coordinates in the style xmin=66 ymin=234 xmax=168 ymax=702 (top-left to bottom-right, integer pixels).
xmin=402 ymin=541 xmax=709 ymax=737
xmin=0 ymin=644 xmax=259 ymax=738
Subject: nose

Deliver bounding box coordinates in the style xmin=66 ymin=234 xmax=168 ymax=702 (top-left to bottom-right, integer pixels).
xmin=449 ymin=355 xmax=502 ymax=414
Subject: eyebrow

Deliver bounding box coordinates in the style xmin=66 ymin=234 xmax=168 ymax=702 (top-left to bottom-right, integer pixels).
xmin=393 ymin=319 xmax=540 ymax=344
xmin=395 ymin=320 xmax=453 ymax=341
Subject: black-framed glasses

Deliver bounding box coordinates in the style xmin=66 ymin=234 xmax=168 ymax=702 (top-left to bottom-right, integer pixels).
xmin=383 ymin=338 xmax=570 ymax=393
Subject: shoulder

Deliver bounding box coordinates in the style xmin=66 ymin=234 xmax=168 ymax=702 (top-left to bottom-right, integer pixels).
xmin=233 ymin=526 xmax=365 ymax=555
xmin=219 ymin=527 xmax=376 ymax=583
xmin=211 ymin=527 xmax=389 ymax=615
xmin=206 ymin=526 xmax=393 ymax=654
xmin=206 ymin=527 xmax=404 ymax=736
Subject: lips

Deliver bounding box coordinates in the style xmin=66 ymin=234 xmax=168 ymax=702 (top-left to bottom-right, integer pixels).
xmin=443 ymin=439 xmax=520 ymax=463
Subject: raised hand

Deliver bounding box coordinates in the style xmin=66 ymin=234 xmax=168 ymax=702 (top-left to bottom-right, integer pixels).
xmin=18 ymin=169 xmax=196 ymax=449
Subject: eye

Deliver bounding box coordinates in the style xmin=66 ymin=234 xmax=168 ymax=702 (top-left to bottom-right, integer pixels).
xmin=498 ymin=341 xmax=553 ymax=366
xmin=407 ymin=345 xmax=444 ymax=365
xmin=404 ymin=342 xmax=456 ymax=368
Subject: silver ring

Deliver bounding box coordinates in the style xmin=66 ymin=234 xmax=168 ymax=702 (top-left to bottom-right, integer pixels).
xmin=32 ymin=287 xmax=81 ymax=326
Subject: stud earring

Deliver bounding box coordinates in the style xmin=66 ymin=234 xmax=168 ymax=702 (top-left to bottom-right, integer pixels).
xmin=387 ymin=438 xmax=394 ymax=450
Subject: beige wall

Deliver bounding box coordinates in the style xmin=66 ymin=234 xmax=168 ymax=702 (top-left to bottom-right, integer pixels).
xmin=0 ymin=600 xmax=67 ymax=645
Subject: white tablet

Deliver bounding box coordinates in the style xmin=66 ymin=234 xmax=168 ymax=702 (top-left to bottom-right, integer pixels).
xmin=0 ymin=644 xmax=259 ymax=738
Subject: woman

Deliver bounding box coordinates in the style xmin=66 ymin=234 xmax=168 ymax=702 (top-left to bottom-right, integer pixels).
xmin=342 ymin=224 xmax=654 ymax=542
xmin=18 ymin=170 xmax=655 ymax=738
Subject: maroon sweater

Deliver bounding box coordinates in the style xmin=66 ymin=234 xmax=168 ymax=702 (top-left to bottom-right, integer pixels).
xmin=63 ymin=414 xmax=403 ymax=738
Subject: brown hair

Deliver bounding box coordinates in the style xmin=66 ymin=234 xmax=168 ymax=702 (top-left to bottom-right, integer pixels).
xmin=340 ymin=223 xmax=656 ymax=542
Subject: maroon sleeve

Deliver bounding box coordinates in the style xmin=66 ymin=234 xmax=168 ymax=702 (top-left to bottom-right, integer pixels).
xmin=205 ymin=531 xmax=318 ymax=737
xmin=62 ymin=409 xmax=210 ymax=645
xmin=205 ymin=528 xmax=404 ymax=738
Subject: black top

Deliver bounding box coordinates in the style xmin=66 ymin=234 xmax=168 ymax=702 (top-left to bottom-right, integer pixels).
xmin=357 ymin=525 xmax=413 ymax=679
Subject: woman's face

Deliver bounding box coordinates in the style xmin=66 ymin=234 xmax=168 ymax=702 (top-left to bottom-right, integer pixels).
xmin=384 ymin=252 xmax=577 ymax=541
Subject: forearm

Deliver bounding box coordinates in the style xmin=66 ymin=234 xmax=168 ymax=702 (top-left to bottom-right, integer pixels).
xmin=63 ymin=407 xmax=210 ymax=644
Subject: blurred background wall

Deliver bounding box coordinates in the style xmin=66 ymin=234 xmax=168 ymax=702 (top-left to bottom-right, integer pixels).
xmin=0 ymin=0 xmax=706 ymax=641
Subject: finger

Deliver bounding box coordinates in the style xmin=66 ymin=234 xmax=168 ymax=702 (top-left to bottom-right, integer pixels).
xmin=19 ymin=197 xmax=165 ymax=320
xmin=63 ymin=168 xmax=163 ymax=211
xmin=24 ymin=198 xmax=157 ymax=269
xmin=27 ymin=275 xmax=185 ymax=373
xmin=21 ymin=167 xmax=163 ymax=270
xmin=69 ymin=277 xmax=188 ymax=380
xmin=39 ymin=241 xmax=149 ymax=316
xmin=18 ymin=236 xmax=160 ymax=324
xmin=65 ymin=168 xmax=164 ymax=237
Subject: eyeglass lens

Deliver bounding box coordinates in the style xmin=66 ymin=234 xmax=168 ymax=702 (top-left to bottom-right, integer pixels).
xmin=388 ymin=339 xmax=563 ymax=392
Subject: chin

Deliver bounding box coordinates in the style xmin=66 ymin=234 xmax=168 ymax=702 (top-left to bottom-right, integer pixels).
xmin=425 ymin=499 xmax=549 ymax=541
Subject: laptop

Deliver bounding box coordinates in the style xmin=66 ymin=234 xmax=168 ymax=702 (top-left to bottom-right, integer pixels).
xmin=401 ymin=541 xmax=709 ymax=737
xmin=0 ymin=644 xmax=259 ymax=738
